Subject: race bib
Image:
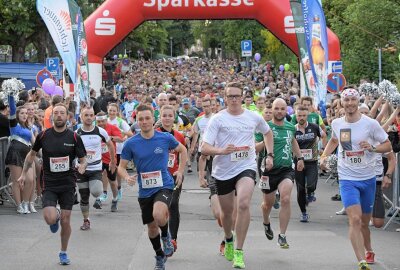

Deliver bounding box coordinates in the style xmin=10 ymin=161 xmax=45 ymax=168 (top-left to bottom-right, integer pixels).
xmin=344 ymin=150 xmax=365 ymax=167
xmin=140 ymin=170 xmax=163 ymax=189
xmin=300 ymin=149 xmax=313 ymax=161
xmin=101 ymin=144 xmax=109 ymax=154
xmin=230 ymin=146 xmax=250 ymax=162
xmin=86 ymin=150 xmax=97 ymax=163
xmin=258 ymin=176 xmax=270 ymax=190
xmin=168 ymin=153 xmax=175 ymax=168
xmin=50 ymin=156 xmax=70 ymax=173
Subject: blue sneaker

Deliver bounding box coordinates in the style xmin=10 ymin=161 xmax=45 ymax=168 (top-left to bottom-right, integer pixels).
xmin=161 ymin=232 xmax=174 ymax=257
xmin=154 ymin=255 xmax=166 ymax=270
xmin=307 ymin=194 xmax=316 ymax=203
xmin=300 ymin=212 xmax=309 ymax=223
xmin=117 ymin=189 xmax=123 ymax=201
xmin=50 ymin=209 xmax=60 ymax=233
xmin=99 ymin=193 xmax=108 ymax=202
xmin=59 ymin=252 xmax=71 ymax=265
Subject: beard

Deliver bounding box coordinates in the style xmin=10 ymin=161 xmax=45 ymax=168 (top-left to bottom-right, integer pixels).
xmin=273 ymin=114 xmax=285 ymax=121
xmin=299 ymin=120 xmax=306 ymax=125
xmin=54 ymin=119 xmax=67 ymax=128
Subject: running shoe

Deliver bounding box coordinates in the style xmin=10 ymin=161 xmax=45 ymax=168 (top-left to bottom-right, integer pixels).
xmin=171 ymin=239 xmax=177 ymax=252
xmin=336 ymin=207 xmax=346 ymax=215
xmin=22 ymin=201 xmax=31 ymax=214
xmin=50 ymin=208 xmax=61 ymax=233
xmin=365 ymin=251 xmax=375 ymax=264
xmin=300 ymin=213 xmax=309 ymax=223
xmin=187 ymin=165 xmax=193 ymax=174
xmin=29 ymin=202 xmax=37 ymax=213
xmin=154 ymin=255 xmax=166 ymax=270
xmin=161 ymin=232 xmax=174 ymax=257
xmin=273 ymin=193 xmax=280 ymax=209
xmin=358 ymin=260 xmax=370 ymax=270
xmin=233 ymin=249 xmax=245 ymax=269
xmin=219 ymin=240 xmax=225 ymax=256
xmin=16 ymin=204 xmax=24 ymax=214
xmin=93 ymin=198 xmax=102 ymax=209
xmin=224 ymin=239 xmax=234 ymax=261
xmin=278 ymin=234 xmax=289 ymax=249
xmin=111 ymin=200 xmax=118 ymax=212
xmin=59 ymin=252 xmax=71 ymax=265
xmin=80 ymin=219 xmax=91 ymax=231
xmin=264 ymin=223 xmax=274 ymax=240
xmin=307 ymin=193 xmax=316 ymax=203
xmin=99 ymin=193 xmax=108 ymax=202
xmin=331 ymin=194 xmax=341 ymax=201
xmin=117 ymin=189 xmax=123 ymax=201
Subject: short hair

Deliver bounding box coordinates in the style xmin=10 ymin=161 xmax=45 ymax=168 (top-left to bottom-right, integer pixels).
xmin=52 ymin=103 xmax=69 ymax=113
xmin=136 ymin=104 xmax=154 ymax=115
xmin=168 ymin=95 xmax=178 ymax=102
xmin=160 ymin=105 xmax=175 ymax=114
xmin=51 ymin=95 xmax=63 ymax=106
xmin=297 ymin=105 xmax=309 ymax=112
xmin=107 ymin=103 xmax=119 ymax=111
xmin=96 ymin=111 xmax=107 ymax=117
xmin=300 ymin=96 xmax=313 ymax=105
xmin=225 ymin=82 xmax=242 ymax=90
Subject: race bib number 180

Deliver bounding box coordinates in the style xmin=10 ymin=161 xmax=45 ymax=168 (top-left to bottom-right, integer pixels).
xmin=140 ymin=170 xmax=163 ymax=189
xmin=344 ymin=150 xmax=365 ymax=167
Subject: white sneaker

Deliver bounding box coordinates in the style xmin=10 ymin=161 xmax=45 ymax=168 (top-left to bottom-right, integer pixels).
xmin=17 ymin=204 xmax=25 ymax=214
xmin=335 ymin=207 xmax=346 ymax=215
xmin=22 ymin=201 xmax=31 ymax=214
xmin=29 ymin=202 xmax=37 ymax=213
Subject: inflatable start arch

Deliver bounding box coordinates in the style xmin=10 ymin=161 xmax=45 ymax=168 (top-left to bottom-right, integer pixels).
xmin=84 ymin=0 xmax=341 ymax=92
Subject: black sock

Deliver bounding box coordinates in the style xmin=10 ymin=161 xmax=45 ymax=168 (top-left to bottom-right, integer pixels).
xmin=118 ymin=186 xmax=121 ymax=190
xmin=103 ymin=191 xmax=107 ymax=195
xmin=226 ymin=236 xmax=233 ymax=242
xmin=150 ymin=235 xmax=164 ymax=257
xmin=160 ymin=223 xmax=169 ymax=238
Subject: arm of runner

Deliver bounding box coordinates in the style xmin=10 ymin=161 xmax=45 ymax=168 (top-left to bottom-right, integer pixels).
xmin=201 ymin=142 xmax=236 ymax=156
xmin=17 ymin=149 xmax=37 ymax=188
xmin=190 ymin=131 xmax=199 ymax=153
xmin=173 ymin=142 xmax=188 ymax=188
xmin=118 ymin=159 xmax=136 ymax=186
xmin=263 ymin=130 xmax=274 ymax=170
xmin=106 ymin=139 xmax=117 ymax=173
xmin=370 ymin=95 xmax=383 ymax=119
xmin=76 ymin=157 xmax=87 ymax=175
xmin=292 ymin=138 xmax=304 ymax=171
xmin=320 ymin=137 xmax=339 ymax=170
xmin=383 ymin=151 xmax=395 ymax=188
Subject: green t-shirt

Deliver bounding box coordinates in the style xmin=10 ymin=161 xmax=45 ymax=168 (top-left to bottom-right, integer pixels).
xmin=291 ymin=112 xmax=323 ymax=126
xmin=269 ymin=120 xmax=296 ymax=169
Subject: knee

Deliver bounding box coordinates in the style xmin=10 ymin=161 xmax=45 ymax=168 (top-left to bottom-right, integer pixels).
xmin=237 ymin=200 xmax=250 ymax=212
xmin=43 ymin=214 xmax=57 ymax=225
xmin=79 ymin=189 xmax=90 ymax=205
xmin=60 ymin=216 xmax=70 ymax=227
xmin=90 ymin=181 xmax=103 ymax=198
xmin=349 ymin=215 xmax=362 ymax=227
xmin=280 ymin=195 xmax=291 ymax=206
xmin=372 ymin=219 xmax=384 ymax=228
xmin=153 ymin=209 xmax=168 ymax=225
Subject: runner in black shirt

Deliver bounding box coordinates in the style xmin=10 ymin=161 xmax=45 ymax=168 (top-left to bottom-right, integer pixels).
xmin=18 ymin=103 xmax=87 ymax=266
xmin=294 ymin=106 xmax=325 ymax=222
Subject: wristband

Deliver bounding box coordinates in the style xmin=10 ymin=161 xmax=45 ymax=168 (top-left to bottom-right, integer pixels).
xmin=267 ymin=153 xmax=274 ymax=158
xmin=297 ymin=157 xmax=304 ymax=161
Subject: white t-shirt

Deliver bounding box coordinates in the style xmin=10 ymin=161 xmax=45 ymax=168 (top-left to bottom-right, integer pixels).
xmin=331 ymin=115 xmax=388 ymax=181
xmin=76 ymin=126 xmax=110 ymax=171
xmin=108 ymin=117 xmax=131 ymax=154
xmin=122 ymin=101 xmax=137 ymax=124
xmin=202 ymin=109 xmax=270 ymax=180
xmin=194 ymin=113 xmax=213 ymax=152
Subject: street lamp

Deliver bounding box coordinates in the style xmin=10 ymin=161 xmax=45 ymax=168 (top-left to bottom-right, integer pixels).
xmin=375 ymin=44 xmax=397 ymax=82
xmin=170 ymin=37 xmax=173 ymax=57
xmin=150 ymin=47 xmax=154 ymax=60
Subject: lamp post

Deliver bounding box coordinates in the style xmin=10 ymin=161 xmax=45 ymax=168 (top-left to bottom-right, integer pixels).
xmin=150 ymin=47 xmax=154 ymax=60
xmin=170 ymin=37 xmax=173 ymax=57
xmin=376 ymin=45 xmax=397 ymax=82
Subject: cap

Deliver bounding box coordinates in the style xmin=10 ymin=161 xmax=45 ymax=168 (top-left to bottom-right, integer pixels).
xmin=182 ymin=98 xmax=190 ymax=104
xmin=341 ymin=88 xmax=360 ymax=99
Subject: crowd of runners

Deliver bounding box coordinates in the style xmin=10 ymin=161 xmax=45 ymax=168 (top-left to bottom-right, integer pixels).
xmin=1 ymin=58 xmax=399 ymax=270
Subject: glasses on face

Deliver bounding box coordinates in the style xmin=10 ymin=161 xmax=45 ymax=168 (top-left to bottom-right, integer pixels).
xmin=226 ymin=95 xmax=242 ymax=100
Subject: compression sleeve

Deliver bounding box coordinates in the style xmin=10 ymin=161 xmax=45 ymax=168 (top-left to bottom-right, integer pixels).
xmin=8 ymin=95 xmax=16 ymax=119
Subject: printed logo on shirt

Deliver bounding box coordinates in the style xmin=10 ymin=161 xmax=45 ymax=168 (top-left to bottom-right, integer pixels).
xmin=154 ymin=147 xmax=163 ymax=154
xmin=64 ymin=143 xmax=74 ymax=147
xmin=340 ymin=128 xmax=352 ymax=151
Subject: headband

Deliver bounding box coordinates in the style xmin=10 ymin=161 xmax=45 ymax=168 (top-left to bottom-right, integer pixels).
xmin=341 ymin=88 xmax=360 ymax=99
xmin=96 ymin=115 xmax=108 ymax=121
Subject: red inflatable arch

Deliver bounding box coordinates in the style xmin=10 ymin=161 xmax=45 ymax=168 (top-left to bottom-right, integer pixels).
xmin=84 ymin=0 xmax=340 ymax=92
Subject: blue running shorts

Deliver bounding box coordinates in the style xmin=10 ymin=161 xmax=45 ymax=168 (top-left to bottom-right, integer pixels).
xmin=339 ymin=177 xmax=376 ymax=214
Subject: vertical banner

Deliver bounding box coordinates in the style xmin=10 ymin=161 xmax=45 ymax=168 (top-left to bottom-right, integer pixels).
xmin=302 ymin=0 xmax=329 ymax=110
xmin=68 ymin=0 xmax=90 ymax=107
xmin=37 ymin=0 xmax=77 ymax=84
xmin=290 ymin=0 xmax=310 ymax=97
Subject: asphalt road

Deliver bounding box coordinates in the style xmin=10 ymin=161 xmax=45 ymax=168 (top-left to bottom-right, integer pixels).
xmin=1 ymin=170 xmax=399 ymax=270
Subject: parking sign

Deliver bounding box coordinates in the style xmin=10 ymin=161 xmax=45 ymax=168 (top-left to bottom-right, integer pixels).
xmin=46 ymin=57 xmax=60 ymax=76
xmin=241 ymin=40 xmax=252 ymax=57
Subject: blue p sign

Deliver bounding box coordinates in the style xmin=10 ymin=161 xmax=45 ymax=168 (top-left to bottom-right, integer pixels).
xmin=241 ymin=40 xmax=252 ymax=51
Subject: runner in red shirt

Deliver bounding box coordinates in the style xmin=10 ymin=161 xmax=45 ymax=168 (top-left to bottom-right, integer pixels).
xmin=156 ymin=105 xmax=186 ymax=252
xmin=96 ymin=112 xmax=122 ymax=212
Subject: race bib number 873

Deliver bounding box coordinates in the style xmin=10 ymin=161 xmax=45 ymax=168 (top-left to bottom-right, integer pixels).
xmin=141 ymin=170 xmax=163 ymax=189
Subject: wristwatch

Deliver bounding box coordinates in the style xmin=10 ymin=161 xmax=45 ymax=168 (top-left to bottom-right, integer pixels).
xmin=267 ymin=153 xmax=274 ymax=158
xmin=371 ymin=145 xmax=377 ymax=152
xmin=297 ymin=157 xmax=304 ymax=161
xmin=385 ymin=173 xmax=392 ymax=178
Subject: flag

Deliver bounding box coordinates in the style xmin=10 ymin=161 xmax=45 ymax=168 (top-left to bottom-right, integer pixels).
xmin=36 ymin=0 xmax=77 ymax=84
xmin=302 ymin=0 xmax=329 ymax=109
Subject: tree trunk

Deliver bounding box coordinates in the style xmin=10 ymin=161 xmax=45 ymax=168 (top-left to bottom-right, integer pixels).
xmin=11 ymin=44 xmax=26 ymax=62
